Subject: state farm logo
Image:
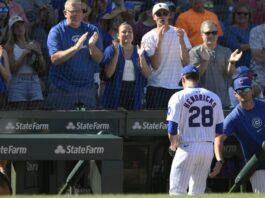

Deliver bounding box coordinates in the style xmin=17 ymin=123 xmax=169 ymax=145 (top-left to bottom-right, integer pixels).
xmin=132 ymin=121 xmax=167 ymax=130
xmin=132 ymin=122 xmax=142 ymax=129
xmin=5 ymin=122 xmax=49 ymax=130
xmin=55 ymin=145 xmax=66 ymax=154
xmin=54 ymin=145 xmax=104 ymax=154
xmin=0 ymin=145 xmax=27 ymax=154
xmin=66 ymin=121 xmax=110 ymax=130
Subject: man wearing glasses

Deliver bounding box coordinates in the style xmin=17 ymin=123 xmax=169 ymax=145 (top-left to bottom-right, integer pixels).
xmin=219 ymin=76 xmax=265 ymax=193
xmin=46 ymin=0 xmax=103 ymax=110
xmin=142 ymin=3 xmax=191 ymax=109
xmin=189 ymin=20 xmax=242 ymax=109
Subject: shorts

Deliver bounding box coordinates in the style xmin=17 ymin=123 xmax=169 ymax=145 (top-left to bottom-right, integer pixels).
xmin=8 ymin=74 xmax=43 ymax=102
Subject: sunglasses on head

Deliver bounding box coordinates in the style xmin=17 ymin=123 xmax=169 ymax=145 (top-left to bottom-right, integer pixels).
xmin=236 ymin=12 xmax=249 ymax=16
xmin=0 ymin=7 xmax=8 ymax=13
xmin=236 ymin=87 xmax=252 ymax=94
xmin=203 ymin=31 xmax=218 ymax=36
xmin=155 ymin=10 xmax=169 ymax=17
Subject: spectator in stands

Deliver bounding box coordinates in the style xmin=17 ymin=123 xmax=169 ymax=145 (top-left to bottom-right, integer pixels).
xmin=220 ymin=3 xmax=254 ymax=67
xmin=132 ymin=3 xmax=155 ymax=46
xmin=175 ymin=0 xmax=223 ymax=47
xmin=0 ymin=46 xmax=10 ymax=109
xmin=45 ymin=0 xmax=103 ymax=110
xmin=51 ymin=0 xmax=65 ymax=22
xmin=100 ymin=8 xmax=133 ymax=50
xmin=0 ymin=172 xmax=12 ymax=195
xmin=249 ymin=22 xmax=265 ymax=98
xmin=101 ymin=22 xmax=151 ymax=110
xmin=189 ymin=20 xmax=242 ymax=108
xmin=239 ymin=0 xmax=265 ymax=25
xmin=165 ymin=1 xmax=178 ymax=25
xmin=142 ymin=3 xmax=191 ymax=109
xmin=3 ymin=0 xmax=28 ymax=23
xmin=0 ymin=0 xmax=9 ymax=45
xmin=5 ymin=15 xmax=45 ymax=110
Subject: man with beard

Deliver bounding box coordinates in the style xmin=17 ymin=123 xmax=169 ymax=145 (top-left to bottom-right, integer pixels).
xmin=141 ymin=2 xmax=191 ymax=109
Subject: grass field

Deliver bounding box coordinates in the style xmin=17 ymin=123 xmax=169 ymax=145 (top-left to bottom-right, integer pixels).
xmin=1 ymin=193 xmax=265 ymax=198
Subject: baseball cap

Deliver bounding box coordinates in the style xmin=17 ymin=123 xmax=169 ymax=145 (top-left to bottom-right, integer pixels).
xmin=8 ymin=15 xmax=24 ymax=29
xmin=179 ymin=64 xmax=199 ymax=86
xmin=181 ymin=64 xmax=199 ymax=77
xmin=233 ymin=77 xmax=252 ymax=91
xmin=152 ymin=3 xmax=169 ymax=15
xmin=232 ymin=66 xmax=257 ymax=80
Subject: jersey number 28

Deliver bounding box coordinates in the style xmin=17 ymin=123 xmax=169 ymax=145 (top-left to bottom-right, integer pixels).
xmin=189 ymin=106 xmax=213 ymax=127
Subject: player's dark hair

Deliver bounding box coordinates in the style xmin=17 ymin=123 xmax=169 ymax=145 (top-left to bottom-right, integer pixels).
xmin=185 ymin=72 xmax=199 ymax=82
xmin=0 ymin=172 xmax=12 ymax=195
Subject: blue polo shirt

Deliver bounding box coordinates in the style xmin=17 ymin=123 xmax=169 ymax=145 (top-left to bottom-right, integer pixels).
xmin=47 ymin=20 xmax=101 ymax=91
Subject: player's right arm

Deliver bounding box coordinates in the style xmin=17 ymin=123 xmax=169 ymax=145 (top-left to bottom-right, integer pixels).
xmin=167 ymin=94 xmax=182 ymax=152
xmin=168 ymin=121 xmax=179 ymax=151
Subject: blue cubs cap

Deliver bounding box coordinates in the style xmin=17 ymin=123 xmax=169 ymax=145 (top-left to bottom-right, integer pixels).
xmin=181 ymin=64 xmax=199 ymax=77
xmin=233 ymin=77 xmax=252 ymax=91
xmin=232 ymin=66 xmax=257 ymax=80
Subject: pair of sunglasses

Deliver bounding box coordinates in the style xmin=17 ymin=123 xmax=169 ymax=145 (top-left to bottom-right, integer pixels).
xmin=236 ymin=12 xmax=249 ymax=16
xmin=155 ymin=10 xmax=169 ymax=17
xmin=203 ymin=31 xmax=218 ymax=36
xmin=236 ymin=87 xmax=252 ymax=94
xmin=0 ymin=7 xmax=8 ymax=13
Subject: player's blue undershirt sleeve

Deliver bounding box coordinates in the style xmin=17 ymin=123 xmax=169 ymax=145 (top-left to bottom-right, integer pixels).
xmin=215 ymin=123 xmax=223 ymax=134
xmin=168 ymin=121 xmax=178 ymax=135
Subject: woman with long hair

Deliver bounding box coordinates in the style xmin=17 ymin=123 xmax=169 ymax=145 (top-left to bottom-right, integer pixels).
xmin=5 ymin=15 xmax=45 ymax=109
xmin=221 ymin=2 xmax=254 ymax=67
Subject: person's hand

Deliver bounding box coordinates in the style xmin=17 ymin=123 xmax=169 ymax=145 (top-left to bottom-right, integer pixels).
xmin=137 ymin=42 xmax=145 ymax=58
xmin=209 ymin=161 xmax=223 ymax=178
xmin=74 ymin=32 xmax=88 ymax=51
xmin=112 ymin=39 xmax=119 ymax=54
xmin=88 ymin=32 xmax=99 ymax=46
xmin=176 ymin=27 xmax=184 ymax=41
xmin=26 ymin=41 xmax=42 ymax=55
xmin=229 ymin=49 xmax=243 ymax=63
xmin=168 ymin=145 xmax=177 ymax=158
xmin=199 ymin=45 xmax=210 ymax=62
xmin=156 ymin=25 xmax=166 ymax=42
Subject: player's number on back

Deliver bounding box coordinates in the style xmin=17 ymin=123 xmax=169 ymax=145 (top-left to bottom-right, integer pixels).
xmin=189 ymin=106 xmax=213 ymax=127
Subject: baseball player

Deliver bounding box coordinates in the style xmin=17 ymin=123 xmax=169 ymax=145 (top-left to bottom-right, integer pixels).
xmin=222 ymin=77 xmax=265 ymax=193
xmin=167 ymin=64 xmax=224 ymax=195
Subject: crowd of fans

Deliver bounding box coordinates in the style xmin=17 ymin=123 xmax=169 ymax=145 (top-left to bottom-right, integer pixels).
xmin=0 ymin=0 xmax=264 ymax=112
xmin=0 ymin=0 xmax=265 ymax=194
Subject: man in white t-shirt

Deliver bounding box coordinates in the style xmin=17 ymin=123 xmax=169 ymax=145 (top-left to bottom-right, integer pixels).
xmin=142 ymin=2 xmax=191 ymax=109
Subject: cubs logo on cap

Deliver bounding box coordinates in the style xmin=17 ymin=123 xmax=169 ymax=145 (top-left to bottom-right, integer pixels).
xmin=233 ymin=77 xmax=252 ymax=91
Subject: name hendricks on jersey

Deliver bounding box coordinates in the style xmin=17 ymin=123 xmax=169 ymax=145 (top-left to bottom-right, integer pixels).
xmin=184 ymin=94 xmax=217 ymax=109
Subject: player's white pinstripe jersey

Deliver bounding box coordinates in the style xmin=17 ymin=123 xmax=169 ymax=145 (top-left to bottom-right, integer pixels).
xmin=167 ymin=87 xmax=224 ymax=143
